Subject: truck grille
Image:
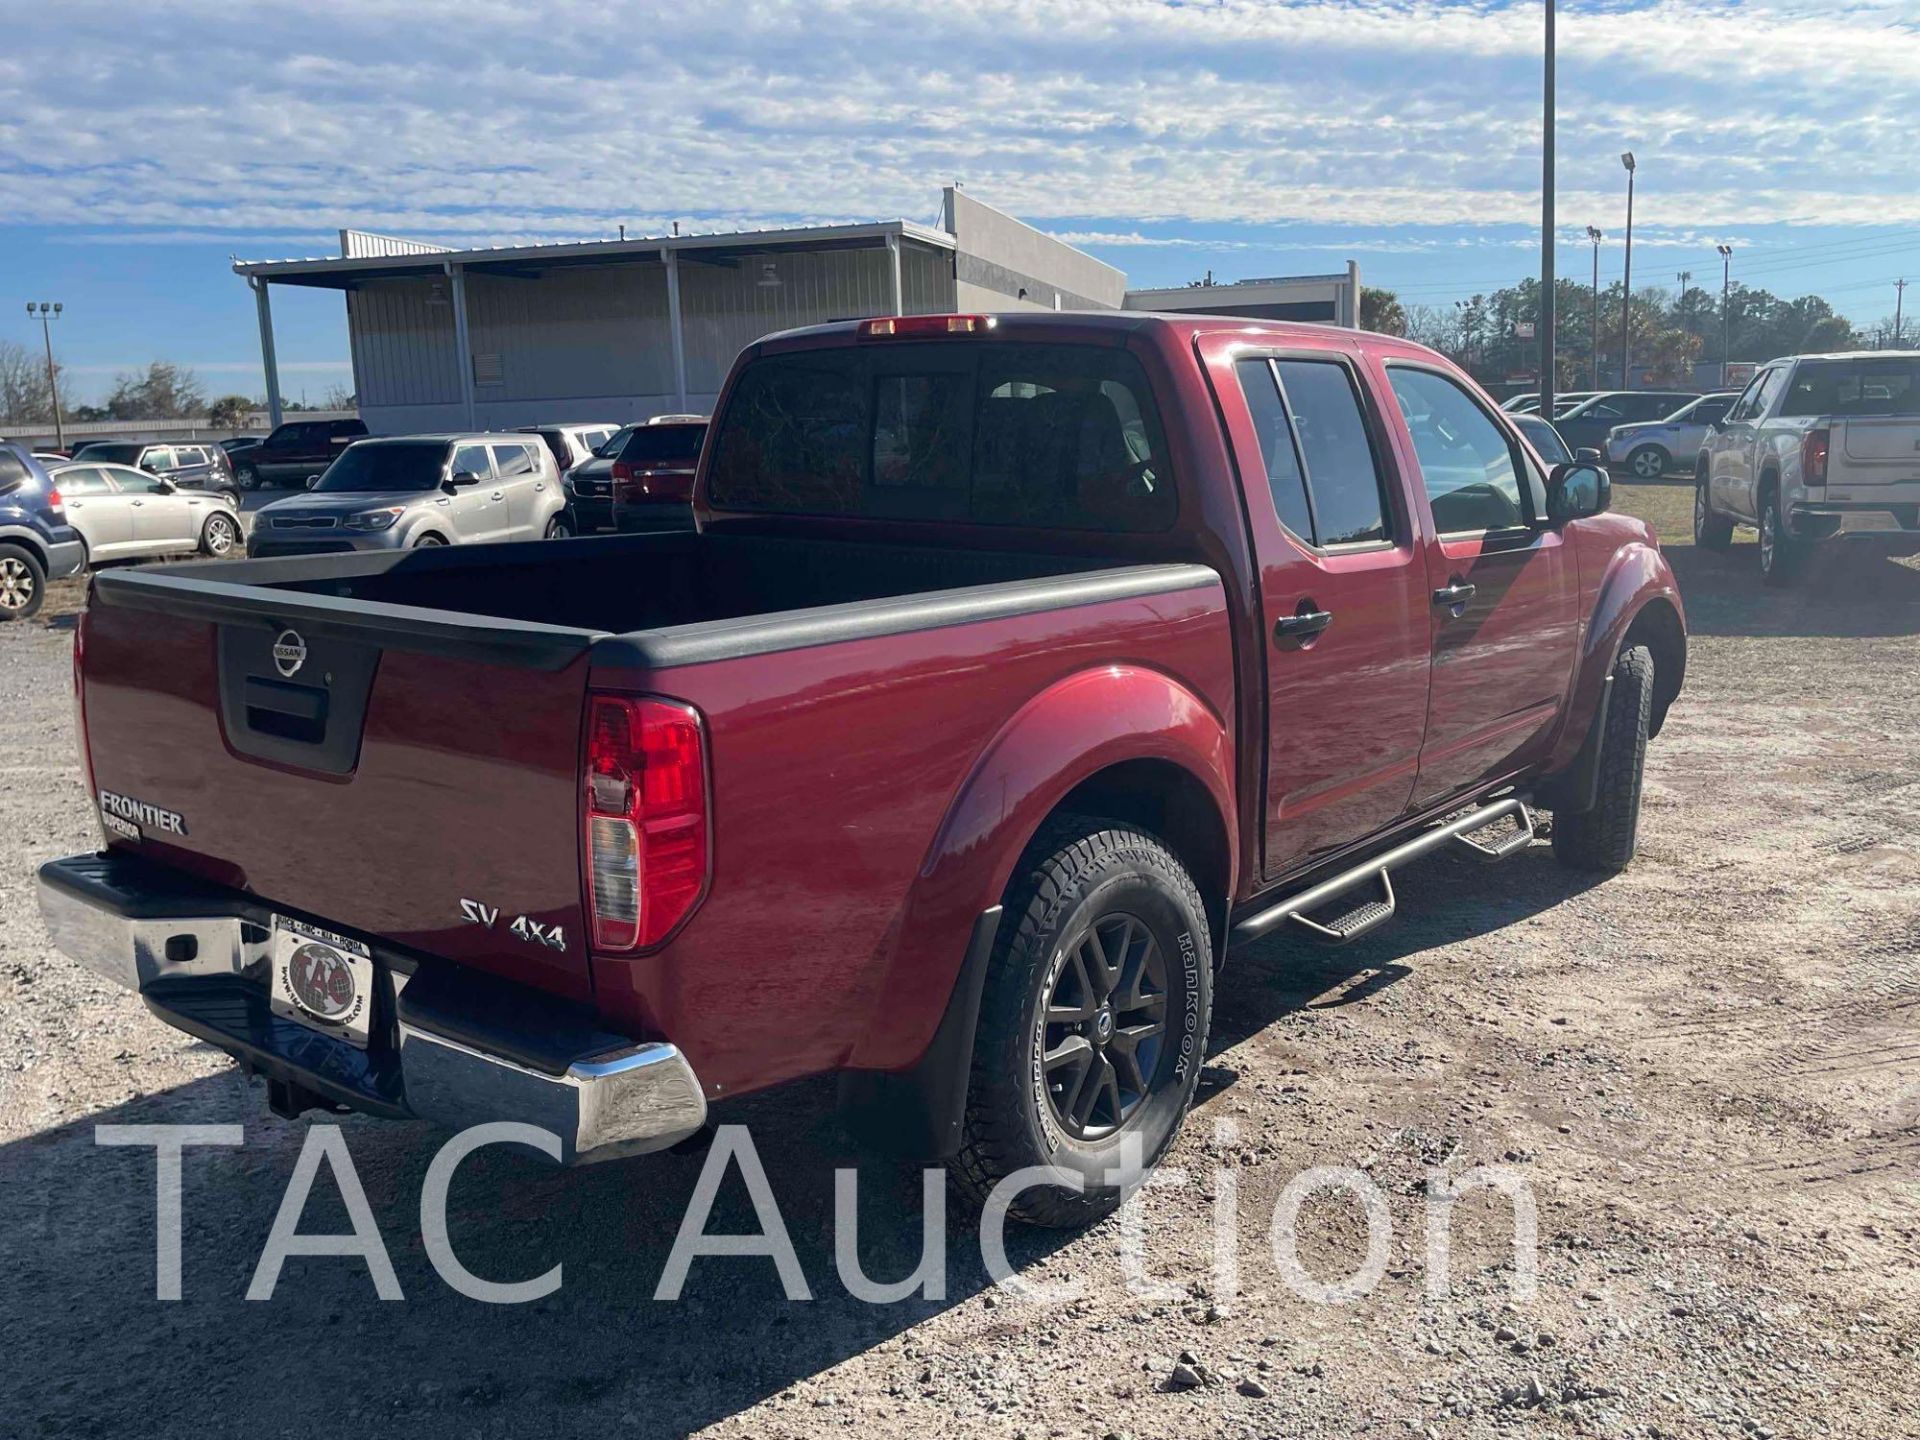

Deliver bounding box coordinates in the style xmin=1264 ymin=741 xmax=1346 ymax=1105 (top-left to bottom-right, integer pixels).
xmin=271 ymin=515 xmax=340 ymax=530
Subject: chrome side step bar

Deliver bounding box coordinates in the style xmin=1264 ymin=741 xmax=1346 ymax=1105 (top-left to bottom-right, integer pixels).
xmin=1231 ymin=798 xmax=1534 ymax=947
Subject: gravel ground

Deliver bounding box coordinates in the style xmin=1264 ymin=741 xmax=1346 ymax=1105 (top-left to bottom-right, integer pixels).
xmin=3 ymin=488 xmax=1917 ymax=1440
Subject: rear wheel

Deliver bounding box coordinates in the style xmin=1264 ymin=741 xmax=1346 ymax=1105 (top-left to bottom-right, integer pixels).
xmin=1693 ymin=466 xmax=1733 ymax=550
xmin=1627 ymin=445 xmax=1669 ymax=480
xmin=199 ymin=512 xmax=239 ymax=558
xmin=235 ymin=465 xmax=259 ymax=491
xmin=953 ymin=816 xmax=1212 ymax=1229
xmin=545 ymin=514 xmax=571 ymax=539
xmin=0 ymin=544 xmax=46 ymax=621
xmin=1552 ymin=644 xmax=1653 ymax=873
xmin=1758 ymin=485 xmax=1803 ymax=587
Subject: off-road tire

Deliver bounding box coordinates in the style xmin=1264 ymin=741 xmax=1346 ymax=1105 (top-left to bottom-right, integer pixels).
xmin=0 ymin=543 xmax=46 ymax=621
xmin=1693 ymin=466 xmax=1733 ymax=550
xmin=953 ymin=816 xmax=1213 ymax=1229
xmin=1758 ymin=485 xmax=1802 ymax=587
xmin=1552 ymin=644 xmax=1653 ymax=873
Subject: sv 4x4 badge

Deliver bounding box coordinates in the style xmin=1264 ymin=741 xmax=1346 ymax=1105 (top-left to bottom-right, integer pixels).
xmin=459 ymin=898 xmax=567 ymax=953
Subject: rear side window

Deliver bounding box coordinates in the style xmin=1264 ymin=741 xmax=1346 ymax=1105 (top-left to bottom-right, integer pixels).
xmin=1272 ymin=359 xmax=1391 ymax=545
xmin=491 ymin=442 xmax=538 ymax=477
xmin=708 ymin=343 xmax=1176 ymax=532
xmin=1235 ymin=358 xmax=1314 ymax=541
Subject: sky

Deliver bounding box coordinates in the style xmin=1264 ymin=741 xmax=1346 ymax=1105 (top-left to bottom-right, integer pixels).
xmin=3 ymin=0 xmax=1918 ymax=405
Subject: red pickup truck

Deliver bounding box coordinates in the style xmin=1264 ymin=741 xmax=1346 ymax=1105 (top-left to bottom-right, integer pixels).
xmin=39 ymin=312 xmax=1684 ymax=1228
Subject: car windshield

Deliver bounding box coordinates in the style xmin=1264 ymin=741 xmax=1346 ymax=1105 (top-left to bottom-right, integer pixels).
xmin=1779 ymin=358 xmax=1920 ymax=417
xmin=593 ymin=425 xmax=640 ymax=457
xmin=73 ymin=443 xmax=142 ymax=464
xmin=619 ymin=424 xmax=706 ymax=464
xmin=1516 ymin=417 xmax=1571 ymax=463
xmin=310 ymin=441 xmax=446 ymax=493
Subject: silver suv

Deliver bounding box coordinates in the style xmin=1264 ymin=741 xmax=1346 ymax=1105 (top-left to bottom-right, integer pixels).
xmin=249 ymin=434 xmax=566 ymax=557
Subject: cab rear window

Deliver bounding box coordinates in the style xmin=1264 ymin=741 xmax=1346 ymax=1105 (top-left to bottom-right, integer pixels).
xmin=707 ymin=343 xmax=1176 ymax=532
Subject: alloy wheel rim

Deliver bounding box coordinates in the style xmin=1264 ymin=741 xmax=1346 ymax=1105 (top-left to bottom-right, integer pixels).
xmin=0 ymin=557 xmax=34 ymax=611
xmin=1039 ymin=912 xmax=1169 ymax=1140
xmin=1634 ymin=451 xmax=1662 ymax=477
xmin=209 ymin=518 xmax=235 ymax=554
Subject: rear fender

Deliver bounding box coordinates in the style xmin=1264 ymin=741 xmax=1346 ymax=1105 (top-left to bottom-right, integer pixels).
xmin=843 ymin=663 xmax=1234 ymax=1078
xmin=1544 ymin=540 xmax=1687 ymax=779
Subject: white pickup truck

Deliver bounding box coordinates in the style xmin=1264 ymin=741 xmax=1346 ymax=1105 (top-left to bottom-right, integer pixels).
xmin=1695 ymin=352 xmax=1920 ymax=585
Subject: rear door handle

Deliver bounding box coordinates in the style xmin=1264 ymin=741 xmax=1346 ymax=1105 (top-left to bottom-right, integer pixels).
xmin=1274 ymin=609 xmax=1334 ymax=641
xmin=491 ymin=490 xmax=505 ymax=501
xmin=1432 ymin=581 xmax=1476 ymax=609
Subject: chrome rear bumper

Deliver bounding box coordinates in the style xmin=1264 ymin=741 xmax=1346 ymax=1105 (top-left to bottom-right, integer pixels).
xmin=37 ymin=853 xmax=706 ymax=1163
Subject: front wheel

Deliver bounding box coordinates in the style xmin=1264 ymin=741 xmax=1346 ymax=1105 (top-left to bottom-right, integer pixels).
xmin=0 ymin=543 xmax=46 ymax=620
xmin=1758 ymin=487 xmax=1803 ymax=587
xmin=1627 ymin=445 xmax=1669 ymax=480
xmin=412 ymin=533 xmax=448 ymax=548
xmin=1552 ymin=644 xmax=1653 ymax=873
xmin=1693 ymin=469 xmax=1733 ymax=550
xmin=953 ymin=816 xmax=1213 ymax=1229
xmin=199 ymin=512 xmax=240 ymax=558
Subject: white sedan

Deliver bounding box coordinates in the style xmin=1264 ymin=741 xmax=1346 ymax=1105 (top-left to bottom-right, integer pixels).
xmin=49 ymin=461 xmax=243 ymax=566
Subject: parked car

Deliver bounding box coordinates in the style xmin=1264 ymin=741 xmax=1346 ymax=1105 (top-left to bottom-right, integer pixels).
xmin=247 ymin=433 xmax=566 ymax=556
xmin=48 ymin=461 xmax=242 ymax=563
xmin=1696 ymin=351 xmax=1920 ymax=585
xmin=1514 ymin=413 xmax=1573 ymax=466
xmin=218 ymin=436 xmax=265 ymax=461
xmin=560 ymin=423 xmax=642 ymax=533
xmin=608 ymin=417 xmax=708 ymax=532
xmin=1604 ymin=393 xmax=1738 ymax=479
xmin=39 ymin=312 xmax=1685 ymax=1228
xmin=1555 ymin=390 xmax=1699 ymax=456
xmin=0 ymin=440 xmax=86 ymax=619
xmin=514 ymin=423 xmax=621 ymax=480
xmin=33 ymin=450 xmax=70 ymax=463
xmin=71 ymin=440 xmax=237 ymax=502
xmin=229 ymin=417 xmax=369 ymax=490
xmin=1502 ymin=390 xmax=1596 ymax=416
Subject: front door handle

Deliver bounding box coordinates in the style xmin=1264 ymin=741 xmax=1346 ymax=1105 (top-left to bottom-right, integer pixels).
xmin=1274 ymin=608 xmax=1333 ymax=642
xmin=1432 ymin=580 xmax=1476 ymax=610
xmin=491 ymin=490 xmax=505 ymax=501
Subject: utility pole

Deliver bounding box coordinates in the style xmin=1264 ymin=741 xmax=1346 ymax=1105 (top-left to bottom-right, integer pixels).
xmin=26 ymin=302 xmax=64 ymax=450
xmin=1539 ymin=0 xmax=1556 ymax=418
xmin=1716 ymin=244 xmax=1733 ymax=376
xmin=1587 ymin=226 xmax=1603 ymax=389
xmin=1897 ymin=279 xmax=1907 ymax=347
xmin=1676 ymin=270 xmax=1692 ymax=380
xmin=1619 ymin=152 xmax=1636 ymax=389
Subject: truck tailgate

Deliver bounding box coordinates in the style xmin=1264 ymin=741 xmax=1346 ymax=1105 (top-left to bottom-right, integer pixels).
xmin=80 ymin=568 xmax=601 ymax=1001
xmin=1835 ymin=417 xmax=1920 ymax=482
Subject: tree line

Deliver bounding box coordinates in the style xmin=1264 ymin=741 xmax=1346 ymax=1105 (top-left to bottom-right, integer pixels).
xmin=1360 ymin=279 xmax=1903 ymax=390
xmin=0 ymin=346 xmax=353 ymax=429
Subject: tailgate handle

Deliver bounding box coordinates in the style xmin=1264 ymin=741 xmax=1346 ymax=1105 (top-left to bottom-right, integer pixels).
xmin=244 ymin=676 xmax=329 ymax=742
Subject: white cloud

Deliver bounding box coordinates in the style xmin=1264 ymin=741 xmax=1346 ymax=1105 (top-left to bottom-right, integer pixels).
xmin=2 ymin=0 xmax=1916 ymax=243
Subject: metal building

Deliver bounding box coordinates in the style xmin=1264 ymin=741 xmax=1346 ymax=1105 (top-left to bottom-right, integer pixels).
xmin=1123 ymin=264 xmax=1363 ymax=326
xmin=233 ymin=188 xmax=1127 ymax=435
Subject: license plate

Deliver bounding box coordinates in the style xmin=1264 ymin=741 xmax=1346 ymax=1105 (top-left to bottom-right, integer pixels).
xmin=269 ymin=916 xmax=375 ymax=1048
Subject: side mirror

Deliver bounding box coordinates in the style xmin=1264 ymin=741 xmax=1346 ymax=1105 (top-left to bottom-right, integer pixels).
xmin=449 ymin=470 xmax=481 ymax=487
xmin=1547 ymin=461 xmax=1610 ymax=525
xmin=303 ymin=474 xmax=321 ymax=489
xmin=150 ymin=479 xmax=176 ymax=495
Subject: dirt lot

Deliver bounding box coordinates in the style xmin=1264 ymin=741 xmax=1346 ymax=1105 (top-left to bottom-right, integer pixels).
xmin=3 ymin=486 xmax=1917 ymax=1440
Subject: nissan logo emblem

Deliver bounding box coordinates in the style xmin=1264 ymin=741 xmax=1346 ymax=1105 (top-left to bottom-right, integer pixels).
xmin=272 ymin=628 xmax=308 ymax=678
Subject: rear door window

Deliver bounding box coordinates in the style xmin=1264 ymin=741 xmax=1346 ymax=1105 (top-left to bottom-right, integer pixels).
xmin=490 ymin=442 xmax=538 ymax=477
xmin=1273 ymin=358 xmax=1391 ymax=545
xmin=708 ymin=343 xmax=1176 ymax=532
xmin=1235 ymin=358 xmax=1314 ymax=542
xmin=57 ymin=467 xmax=116 ymax=495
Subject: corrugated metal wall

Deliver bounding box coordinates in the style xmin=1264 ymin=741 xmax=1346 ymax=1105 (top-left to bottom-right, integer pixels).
xmin=348 ymin=238 xmax=958 ymax=431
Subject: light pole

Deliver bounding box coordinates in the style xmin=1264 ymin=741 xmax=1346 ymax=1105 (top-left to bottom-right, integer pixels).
xmin=1619 ymin=152 xmax=1636 ymax=388
xmin=1539 ymin=0 xmax=1556 ymax=417
xmin=1454 ymin=298 xmax=1476 ymax=375
xmin=1586 ymin=226 xmax=1603 ymax=388
xmin=1716 ymin=244 xmax=1733 ymax=376
xmin=26 ymin=301 xmax=64 ymax=450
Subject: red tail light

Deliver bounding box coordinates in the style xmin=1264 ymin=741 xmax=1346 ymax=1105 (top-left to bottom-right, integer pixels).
xmin=584 ymin=695 xmax=709 ymax=950
xmin=858 ymin=314 xmax=996 ymax=339
xmin=1801 ymin=428 xmax=1830 ymax=486
xmin=45 ymin=488 xmax=63 ymax=512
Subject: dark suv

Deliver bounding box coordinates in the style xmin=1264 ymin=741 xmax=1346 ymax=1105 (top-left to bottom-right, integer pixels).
xmin=70 ymin=441 xmax=236 ymax=501
xmin=0 ymin=440 xmax=86 ymax=620
xmin=231 ymin=418 xmax=368 ymax=490
xmin=607 ymin=418 xmax=708 ymax=532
